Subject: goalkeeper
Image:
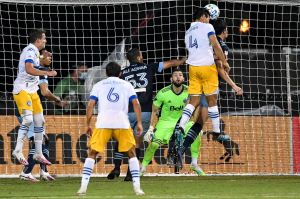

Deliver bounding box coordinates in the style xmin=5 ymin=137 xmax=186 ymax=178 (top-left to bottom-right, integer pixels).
xmin=141 ymin=68 xmax=204 ymax=176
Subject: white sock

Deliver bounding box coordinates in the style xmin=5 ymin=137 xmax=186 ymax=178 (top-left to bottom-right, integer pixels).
xmin=179 ymin=104 xmax=195 ymax=129
xmin=34 ymin=126 xmax=44 ymax=155
xmin=208 ymin=106 xmax=220 ymax=133
xmin=129 ymin=157 xmax=140 ymax=187
xmin=81 ymin=158 xmax=95 ymax=189
xmin=191 ymin=157 xmax=198 ymax=166
xmin=14 ymin=124 xmax=29 ymax=152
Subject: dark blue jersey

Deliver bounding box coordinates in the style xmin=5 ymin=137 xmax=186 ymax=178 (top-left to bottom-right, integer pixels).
xmin=217 ymin=36 xmax=229 ymax=57
xmin=121 ymin=62 xmax=164 ymax=112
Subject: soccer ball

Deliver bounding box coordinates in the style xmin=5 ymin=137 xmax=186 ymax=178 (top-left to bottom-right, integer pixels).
xmin=204 ymin=4 xmax=220 ymax=20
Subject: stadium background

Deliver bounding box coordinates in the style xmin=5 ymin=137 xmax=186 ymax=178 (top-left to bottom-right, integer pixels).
xmin=0 ymin=0 xmax=299 ymax=175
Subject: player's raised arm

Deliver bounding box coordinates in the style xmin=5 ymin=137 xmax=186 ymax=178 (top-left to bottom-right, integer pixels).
xmin=162 ymin=57 xmax=187 ymax=69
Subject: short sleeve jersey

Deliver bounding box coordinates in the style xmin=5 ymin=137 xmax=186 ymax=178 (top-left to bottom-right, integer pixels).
xmin=153 ymin=85 xmax=189 ymax=123
xmin=89 ymin=77 xmax=137 ymax=129
xmin=13 ymin=43 xmax=40 ymax=94
xmin=185 ymin=22 xmax=215 ymax=66
xmin=121 ymin=62 xmax=164 ymax=112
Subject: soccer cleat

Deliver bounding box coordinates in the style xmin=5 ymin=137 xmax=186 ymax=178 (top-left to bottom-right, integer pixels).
xmin=140 ymin=166 xmax=146 ymax=176
xmin=40 ymin=170 xmax=55 ymax=181
xmin=33 ymin=154 xmax=51 ymax=165
xmin=12 ymin=150 xmax=29 ymax=166
xmin=76 ymin=187 xmax=87 ymax=196
xmin=133 ymin=185 xmax=145 ymax=196
xmin=190 ymin=164 xmax=206 ymax=176
xmin=124 ymin=174 xmax=132 ymax=182
xmin=107 ymin=169 xmax=120 ymax=180
xmin=19 ymin=172 xmax=39 ymax=182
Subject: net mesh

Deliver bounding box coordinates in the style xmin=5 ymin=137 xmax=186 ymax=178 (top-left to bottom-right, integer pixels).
xmin=0 ymin=0 xmax=299 ymax=175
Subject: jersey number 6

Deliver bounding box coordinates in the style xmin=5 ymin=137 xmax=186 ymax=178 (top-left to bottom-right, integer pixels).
xmin=107 ymin=88 xmax=119 ymax=102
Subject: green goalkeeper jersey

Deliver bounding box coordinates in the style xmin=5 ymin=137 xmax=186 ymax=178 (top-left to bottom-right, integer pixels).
xmin=153 ymin=84 xmax=188 ymax=124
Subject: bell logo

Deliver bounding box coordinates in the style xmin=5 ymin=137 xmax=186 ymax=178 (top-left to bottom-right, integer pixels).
xmin=170 ymin=105 xmax=184 ymax=111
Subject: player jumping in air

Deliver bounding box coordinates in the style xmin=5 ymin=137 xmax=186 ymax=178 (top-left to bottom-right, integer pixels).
xmin=12 ymin=29 xmax=56 ymax=166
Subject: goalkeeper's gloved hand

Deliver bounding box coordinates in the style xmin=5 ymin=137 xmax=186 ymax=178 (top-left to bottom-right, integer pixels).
xmin=143 ymin=126 xmax=154 ymax=143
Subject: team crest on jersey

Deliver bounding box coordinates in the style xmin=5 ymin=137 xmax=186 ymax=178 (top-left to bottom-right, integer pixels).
xmin=26 ymin=101 xmax=32 ymax=106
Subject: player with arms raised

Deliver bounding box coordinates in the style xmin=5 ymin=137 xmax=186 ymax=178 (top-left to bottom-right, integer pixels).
xmin=77 ymin=62 xmax=144 ymax=196
xmin=12 ymin=29 xmax=56 ymax=166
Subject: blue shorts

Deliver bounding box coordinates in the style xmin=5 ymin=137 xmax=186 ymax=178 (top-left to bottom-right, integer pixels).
xmin=200 ymin=94 xmax=208 ymax=108
xmin=128 ymin=112 xmax=151 ymax=136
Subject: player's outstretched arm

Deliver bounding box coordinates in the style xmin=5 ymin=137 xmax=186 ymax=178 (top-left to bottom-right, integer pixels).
xmin=162 ymin=57 xmax=187 ymax=70
xmin=215 ymin=60 xmax=243 ymax=95
xmin=132 ymin=98 xmax=143 ymax=136
xmin=39 ymin=83 xmax=69 ymax=107
xmin=86 ymin=99 xmax=96 ymax=136
xmin=25 ymin=62 xmax=57 ymax=77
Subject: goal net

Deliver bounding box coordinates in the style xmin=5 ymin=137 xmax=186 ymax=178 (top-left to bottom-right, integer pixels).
xmin=0 ymin=0 xmax=299 ymax=176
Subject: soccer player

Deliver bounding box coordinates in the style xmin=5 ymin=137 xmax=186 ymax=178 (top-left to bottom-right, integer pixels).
xmin=140 ymin=69 xmax=204 ymax=175
xmin=18 ymin=49 xmax=68 ymax=182
xmin=175 ymin=14 xmax=243 ymax=168
xmin=12 ymin=29 xmax=56 ymax=165
xmin=107 ymin=48 xmax=186 ymax=181
xmin=77 ymin=62 xmax=144 ymax=196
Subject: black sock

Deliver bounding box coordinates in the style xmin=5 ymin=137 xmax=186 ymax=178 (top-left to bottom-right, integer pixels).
xmin=182 ymin=122 xmax=202 ymax=154
xmin=23 ymin=153 xmax=35 ymax=174
xmin=113 ymin=143 xmax=123 ymax=171
xmin=126 ymin=165 xmax=132 ymax=178
xmin=135 ymin=148 xmax=141 ymax=160
xmin=168 ymin=133 xmax=176 ymax=156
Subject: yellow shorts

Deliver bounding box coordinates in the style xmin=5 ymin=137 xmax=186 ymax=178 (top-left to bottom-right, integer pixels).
xmin=188 ymin=65 xmax=218 ymax=95
xmin=13 ymin=90 xmax=43 ymax=115
xmin=89 ymin=128 xmax=136 ymax=153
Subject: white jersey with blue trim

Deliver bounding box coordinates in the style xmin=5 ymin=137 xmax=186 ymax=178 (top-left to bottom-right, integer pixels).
xmin=13 ymin=43 xmax=40 ymax=94
xmin=90 ymin=76 xmax=138 ymax=129
xmin=185 ymin=22 xmax=215 ymax=66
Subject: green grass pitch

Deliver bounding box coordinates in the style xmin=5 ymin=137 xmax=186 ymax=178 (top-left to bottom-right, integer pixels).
xmin=1 ymin=176 xmax=300 ymax=198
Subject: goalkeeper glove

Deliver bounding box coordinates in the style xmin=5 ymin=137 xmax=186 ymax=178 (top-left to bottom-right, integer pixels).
xmin=143 ymin=126 xmax=154 ymax=143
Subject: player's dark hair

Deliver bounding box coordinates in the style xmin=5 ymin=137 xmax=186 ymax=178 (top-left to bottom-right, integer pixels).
xmin=29 ymin=29 xmax=46 ymax=43
xmin=172 ymin=67 xmax=183 ymax=74
xmin=106 ymin=62 xmax=121 ymax=77
xmin=127 ymin=48 xmax=140 ymax=63
xmin=193 ymin=8 xmax=210 ymax=21
xmin=70 ymin=62 xmax=86 ymax=74
xmin=213 ymin=19 xmax=227 ymax=35
xmin=39 ymin=48 xmax=46 ymax=55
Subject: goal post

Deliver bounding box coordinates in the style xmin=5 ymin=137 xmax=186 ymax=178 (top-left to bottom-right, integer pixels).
xmin=0 ymin=0 xmax=299 ymax=176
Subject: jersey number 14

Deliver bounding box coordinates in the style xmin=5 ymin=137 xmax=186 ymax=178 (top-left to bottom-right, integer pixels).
xmin=189 ymin=35 xmax=198 ymax=49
